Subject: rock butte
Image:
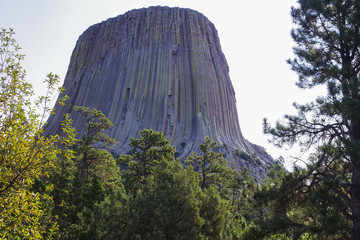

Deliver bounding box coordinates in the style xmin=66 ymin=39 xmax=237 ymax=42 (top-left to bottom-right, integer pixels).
xmin=44 ymin=6 xmax=274 ymax=180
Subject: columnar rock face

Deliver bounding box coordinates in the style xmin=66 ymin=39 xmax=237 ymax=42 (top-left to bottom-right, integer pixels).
xmin=44 ymin=6 xmax=274 ymax=180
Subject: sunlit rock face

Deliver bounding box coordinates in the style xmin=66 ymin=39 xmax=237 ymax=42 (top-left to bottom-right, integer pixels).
xmin=44 ymin=6 xmax=274 ymax=180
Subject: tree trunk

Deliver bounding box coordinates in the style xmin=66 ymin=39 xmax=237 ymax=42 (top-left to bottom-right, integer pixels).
xmin=350 ymin=122 xmax=360 ymax=239
xmin=80 ymin=151 xmax=88 ymax=184
xmin=201 ymin=156 xmax=207 ymax=192
xmin=201 ymin=174 xmax=206 ymax=192
xmin=352 ymin=169 xmax=360 ymax=240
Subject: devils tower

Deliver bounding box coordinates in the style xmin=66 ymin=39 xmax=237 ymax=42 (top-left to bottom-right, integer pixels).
xmin=44 ymin=6 xmax=274 ymax=179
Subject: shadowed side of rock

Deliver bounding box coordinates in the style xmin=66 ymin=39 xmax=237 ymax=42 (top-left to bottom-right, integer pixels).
xmin=44 ymin=6 xmax=274 ymax=180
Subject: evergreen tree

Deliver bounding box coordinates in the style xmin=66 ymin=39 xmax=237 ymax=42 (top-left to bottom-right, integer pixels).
xmin=118 ymin=129 xmax=176 ymax=195
xmin=73 ymin=106 xmax=116 ymax=184
xmin=50 ymin=107 xmax=119 ymax=239
xmin=90 ymin=185 xmax=129 ymax=240
xmin=242 ymin=165 xmax=311 ymax=239
xmin=124 ymin=159 xmax=204 ymax=240
xmin=186 ymin=136 xmax=229 ymax=192
xmin=227 ymin=167 xmax=256 ymax=224
xmin=52 ymin=149 xmax=124 ymax=240
xmin=263 ymin=1 xmax=360 ymax=238
xmin=118 ymin=131 xmax=240 ymax=239
xmin=44 ymin=117 xmax=78 ymax=239
xmin=199 ymin=186 xmax=231 ymax=239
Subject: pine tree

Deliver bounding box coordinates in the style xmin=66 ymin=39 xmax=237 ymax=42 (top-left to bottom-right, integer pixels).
xmin=263 ymin=1 xmax=360 ymax=238
xmin=118 ymin=129 xmax=176 ymax=195
xmin=73 ymin=106 xmax=116 ymax=184
xmin=123 ymin=158 xmax=204 ymax=240
xmin=186 ymin=136 xmax=229 ymax=192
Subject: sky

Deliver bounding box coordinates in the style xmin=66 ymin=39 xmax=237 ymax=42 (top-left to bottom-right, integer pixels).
xmin=1 ymin=0 xmax=322 ymax=167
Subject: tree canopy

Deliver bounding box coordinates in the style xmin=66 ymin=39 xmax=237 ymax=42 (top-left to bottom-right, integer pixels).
xmin=0 ymin=28 xmax=76 ymax=239
xmin=263 ymin=0 xmax=360 ymax=239
xmin=5 ymin=1 xmax=360 ymax=238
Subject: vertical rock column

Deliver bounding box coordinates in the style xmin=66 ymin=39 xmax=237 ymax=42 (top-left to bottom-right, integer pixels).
xmin=44 ymin=6 xmax=274 ymax=180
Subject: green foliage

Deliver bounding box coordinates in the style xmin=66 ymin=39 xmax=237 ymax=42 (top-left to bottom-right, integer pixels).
xmin=243 ymin=165 xmax=307 ymax=239
xmin=73 ymin=106 xmax=116 ymax=184
xmin=119 ymin=129 xmax=176 ymax=195
xmin=124 ymin=159 xmax=204 ymax=240
xmin=243 ymin=162 xmax=349 ymax=239
xmin=73 ymin=106 xmax=116 ymax=149
xmin=0 ymin=28 xmax=76 ymax=239
xmin=50 ymin=156 xmax=118 ymax=239
xmin=200 ymin=186 xmax=229 ymax=239
xmin=0 ymin=29 xmax=267 ymax=238
xmin=235 ymin=150 xmax=262 ymax=166
xmin=49 ymin=149 xmax=123 ymax=240
xmin=261 ymin=1 xmax=360 ymax=239
xmin=227 ymin=167 xmax=256 ymax=223
xmin=1 ymin=27 xmax=265 ymax=239
xmin=90 ymin=186 xmax=129 ymax=239
xmin=186 ymin=136 xmax=229 ymax=192
xmin=235 ymin=150 xmax=251 ymax=161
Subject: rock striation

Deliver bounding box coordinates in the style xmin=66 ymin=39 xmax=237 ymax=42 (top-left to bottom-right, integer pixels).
xmin=44 ymin=6 xmax=274 ymax=180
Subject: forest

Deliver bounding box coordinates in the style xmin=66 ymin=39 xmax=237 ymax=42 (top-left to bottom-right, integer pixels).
xmin=1 ymin=0 xmax=360 ymax=239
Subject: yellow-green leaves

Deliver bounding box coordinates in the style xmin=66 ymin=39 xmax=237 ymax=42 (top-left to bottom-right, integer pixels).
xmin=0 ymin=28 xmax=76 ymax=239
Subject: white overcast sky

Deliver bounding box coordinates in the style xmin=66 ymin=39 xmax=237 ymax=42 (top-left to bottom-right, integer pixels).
xmin=1 ymin=0 xmax=323 ymax=167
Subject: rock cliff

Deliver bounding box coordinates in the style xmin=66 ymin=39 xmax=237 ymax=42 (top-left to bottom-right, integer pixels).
xmin=44 ymin=6 xmax=274 ymax=180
